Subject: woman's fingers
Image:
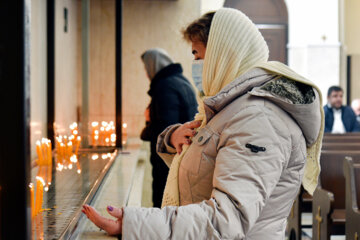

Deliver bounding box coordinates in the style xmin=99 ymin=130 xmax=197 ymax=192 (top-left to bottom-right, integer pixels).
xmin=170 ymin=120 xmax=202 ymax=154
xmin=186 ymin=120 xmax=202 ymax=129
xmin=182 ymin=128 xmax=197 ymax=138
xmin=174 ymin=137 xmax=192 ymax=154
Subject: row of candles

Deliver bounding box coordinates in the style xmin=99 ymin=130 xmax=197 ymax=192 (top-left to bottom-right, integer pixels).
xmin=31 ymin=138 xmax=53 ymax=218
xmin=91 ymin=121 xmax=128 ymax=146
xmin=55 ymin=135 xmax=81 ymax=173
xmin=30 ymin=126 xmax=83 ymax=218
xmin=30 ymin=121 xmax=125 ymax=218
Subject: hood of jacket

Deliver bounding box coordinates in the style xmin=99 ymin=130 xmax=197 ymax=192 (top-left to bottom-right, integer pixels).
xmin=203 ymin=67 xmax=322 ymax=146
xmin=141 ymin=48 xmax=174 ymax=80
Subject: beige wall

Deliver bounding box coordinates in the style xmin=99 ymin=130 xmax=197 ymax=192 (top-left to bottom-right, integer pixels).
xmin=123 ymin=0 xmax=201 ymax=137
xmin=89 ymin=0 xmax=116 ymax=124
xmin=30 ymin=0 xmax=48 ymax=160
xmin=345 ymin=0 xmax=360 ymax=100
xmin=345 ymin=0 xmax=360 ymax=55
xmin=55 ymin=0 xmax=80 ymax=135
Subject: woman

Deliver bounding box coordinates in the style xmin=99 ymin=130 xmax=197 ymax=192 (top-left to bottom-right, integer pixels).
xmin=139 ymin=48 xmax=198 ymax=208
xmin=83 ymin=8 xmax=324 ymax=239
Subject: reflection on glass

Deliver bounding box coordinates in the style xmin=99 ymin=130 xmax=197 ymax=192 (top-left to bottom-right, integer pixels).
xmin=31 ymin=151 xmax=114 ymax=239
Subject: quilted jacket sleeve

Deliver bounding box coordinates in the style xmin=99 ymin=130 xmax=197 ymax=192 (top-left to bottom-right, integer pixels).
xmin=156 ymin=124 xmax=181 ymax=167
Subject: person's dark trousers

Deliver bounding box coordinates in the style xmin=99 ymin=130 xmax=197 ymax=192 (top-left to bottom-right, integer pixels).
xmin=150 ymin=142 xmax=169 ymax=208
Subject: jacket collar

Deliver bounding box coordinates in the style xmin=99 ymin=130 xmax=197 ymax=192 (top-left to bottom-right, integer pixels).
xmin=203 ymin=68 xmax=275 ymax=119
xmin=203 ymin=67 xmax=322 ymax=146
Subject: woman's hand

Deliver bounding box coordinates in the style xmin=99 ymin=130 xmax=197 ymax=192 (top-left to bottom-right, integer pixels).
xmin=170 ymin=120 xmax=202 ymax=154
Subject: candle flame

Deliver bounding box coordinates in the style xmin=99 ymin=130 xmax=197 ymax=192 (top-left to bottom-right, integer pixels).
xmin=95 ymin=130 xmax=99 ymax=135
xmin=101 ymin=154 xmax=108 ymax=159
xmin=68 ymin=164 xmax=73 ymax=169
xmin=92 ymin=154 xmax=99 ymax=160
xmin=105 ymin=138 xmax=109 ymax=143
xmin=70 ymin=155 xmax=77 ymax=163
xmin=94 ymin=135 xmax=99 ymax=140
xmin=92 ymin=121 xmax=99 ymax=127
xmin=73 ymin=130 xmax=78 ymax=135
xmin=123 ymin=123 xmax=127 ymax=128
xmin=35 ymin=176 xmax=46 ymax=186
xmin=77 ymin=136 xmax=81 ymax=141
xmin=44 ymin=186 xmax=49 ymax=192
xmin=77 ymin=169 xmax=81 ymax=174
xmin=29 ymin=183 xmax=33 ymax=188
xmin=57 ymin=163 xmax=64 ymax=171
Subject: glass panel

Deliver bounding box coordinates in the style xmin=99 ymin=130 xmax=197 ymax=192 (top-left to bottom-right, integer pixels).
xmin=30 ymin=0 xmax=119 ymax=238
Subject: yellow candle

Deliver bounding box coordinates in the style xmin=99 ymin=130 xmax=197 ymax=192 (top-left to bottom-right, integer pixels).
xmin=36 ymin=141 xmax=43 ymax=166
xmin=30 ymin=183 xmax=34 ymax=218
xmin=75 ymin=136 xmax=81 ymax=155
xmin=60 ymin=143 xmax=65 ymax=165
xmin=41 ymin=140 xmax=48 ymax=167
xmin=35 ymin=177 xmax=45 ymax=215
xmin=47 ymin=140 xmax=52 ymax=166
xmin=67 ymin=142 xmax=73 ymax=161
xmin=39 ymin=179 xmax=43 ymax=212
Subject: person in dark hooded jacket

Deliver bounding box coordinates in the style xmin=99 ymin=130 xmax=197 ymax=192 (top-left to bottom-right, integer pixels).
xmin=140 ymin=48 xmax=197 ymax=207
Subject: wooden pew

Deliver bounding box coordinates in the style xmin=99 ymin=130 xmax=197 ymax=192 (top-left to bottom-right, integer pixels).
xmin=312 ymin=150 xmax=360 ymax=240
xmin=343 ymin=157 xmax=360 ymax=240
xmin=287 ymin=187 xmax=312 ymax=240
xmin=287 ymin=140 xmax=360 ymax=240
xmin=321 ymin=143 xmax=360 ymax=151
xmin=324 ymin=133 xmax=360 ymax=138
xmin=323 ymin=133 xmax=360 ymax=144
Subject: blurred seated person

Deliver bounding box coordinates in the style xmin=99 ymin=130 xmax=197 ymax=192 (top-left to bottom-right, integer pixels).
xmin=324 ymin=86 xmax=360 ymax=133
xmin=351 ymin=99 xmax=360 ymax=125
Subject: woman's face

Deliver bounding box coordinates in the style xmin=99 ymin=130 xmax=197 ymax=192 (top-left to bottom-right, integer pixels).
xmin=191 ymin=41 xmax=206 ymax=60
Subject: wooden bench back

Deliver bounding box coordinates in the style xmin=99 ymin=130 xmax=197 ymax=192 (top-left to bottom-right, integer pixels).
xmin=324 ymin=133 xmax=360 ymax=137
xmin=320 ymin=150 xmax=360 ymax=209
xmin=323 ymin=137 xmax=360 ymax=143
xmin=355 ymin=165 xmax=360 ymax=208
xmin=321 ymin=143 xmax=360 ymax=151
xmin=323 ymin=133 xmax=360 ymax=144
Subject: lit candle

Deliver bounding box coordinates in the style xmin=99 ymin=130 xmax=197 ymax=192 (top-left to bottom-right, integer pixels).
xmin=60 ymin=143 xmax=65 ymax=166
xmin=100 ymin=127 xmax=105 ymax=145
xmin=123 ymin=123 xmax=128 ymax=145
xmin=29 ymin=183 xmax=34 ymax=218
xmin=75 ymin=136 xmax=81 ymax=155
xmin=36 ymin=141 xmax=44 ymax=166
xmin=35 ymin=177 xmax=45 ymax=216
xmin=47 ymin=139 xmax=52 ymax=185
xmin=92 ymin=122 xmax=99 ymax=146
xmin=47 ymin=139 xmax=52 ymax=165
xmin=67 ymin=142 xmax=73 ymax=164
